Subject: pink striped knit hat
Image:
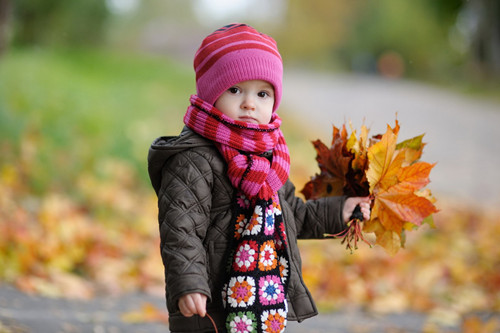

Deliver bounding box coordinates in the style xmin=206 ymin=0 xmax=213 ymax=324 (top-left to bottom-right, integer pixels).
xmin=194 ymin=23 xmax=283 ymax=111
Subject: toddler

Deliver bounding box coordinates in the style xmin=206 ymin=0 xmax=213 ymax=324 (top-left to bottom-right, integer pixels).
xmin=148 ymin=23 xmax=370 ymax=333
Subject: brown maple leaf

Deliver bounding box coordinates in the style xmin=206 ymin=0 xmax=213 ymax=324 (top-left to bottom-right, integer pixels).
xmin=301 ymin=125 xmax=353 ymax=199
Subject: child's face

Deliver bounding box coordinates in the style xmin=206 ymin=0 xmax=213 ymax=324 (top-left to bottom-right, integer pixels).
xmin=214 ymin=80 xmax=274 ymax=125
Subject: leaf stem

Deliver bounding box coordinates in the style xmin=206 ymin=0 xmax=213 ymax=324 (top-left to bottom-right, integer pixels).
xmin=331 ymin=218 xmax=371 ymax=253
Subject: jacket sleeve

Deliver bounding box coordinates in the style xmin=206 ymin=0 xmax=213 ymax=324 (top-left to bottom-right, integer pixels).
xmin=281 ymin=180 xmax=347 ymax=239
xmin=157 ymin=149 xmax=213 ymax=308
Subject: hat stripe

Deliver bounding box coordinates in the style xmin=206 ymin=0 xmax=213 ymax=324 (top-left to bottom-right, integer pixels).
xmin=199 ymin=25 xmax=273 ymax=47
xmin=195 ymin=34 xmax=279 ymax=69
xmin=196 ymin=41 xmax=281 ymax=79
xmin=211 ymin=23 xmax=247 ymax=34
xmin=195 ymin=29 xmax=273 ymax=59
xmin=194 ymin=31 xmax=280 ymax=69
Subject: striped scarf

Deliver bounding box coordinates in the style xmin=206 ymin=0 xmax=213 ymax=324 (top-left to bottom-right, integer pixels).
xmin=184 ymin=95 xmax=291 ymax=332
xmin=184 ymin=95 xmax=290 ymax=201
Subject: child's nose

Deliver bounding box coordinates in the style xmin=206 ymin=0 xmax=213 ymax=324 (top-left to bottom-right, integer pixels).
xmin=241 ymin=95 xmax=256 ymax=110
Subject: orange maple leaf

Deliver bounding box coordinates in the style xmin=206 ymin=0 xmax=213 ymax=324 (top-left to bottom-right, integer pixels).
xmin=373 ymin=190 xmax=438 ymax=233
xmin=396 ymin=161 xmax=435 ymax=192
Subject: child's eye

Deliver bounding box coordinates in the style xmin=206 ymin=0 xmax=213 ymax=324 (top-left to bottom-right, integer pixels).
xmin=228 ymin=87 xmax=239 ymax=94
xmin=257 ymin=91 xmax=270 ymax=98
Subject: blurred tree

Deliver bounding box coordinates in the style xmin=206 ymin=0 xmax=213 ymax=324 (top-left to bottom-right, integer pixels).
xmin=425 ymin=0 xmax=464 ymax=23
xmin=424 ymin=0 xmax=500 ymax=77
xmin=273 ymin=0 xmax=466 ymax=79
xmin=11 ymin=0 xmax=109 ymax=47
xmin=273 ymin=0 xmax=499 ymax=82
xmin=0 ymin=0 xmax=11 ymax=54
xmin=340 ymin=0 xmax=462 ymax=78
xmin=273 ymin=0 xmax=360 ymax=68
xmin=465 ymin=0 xmax=500 ymax=77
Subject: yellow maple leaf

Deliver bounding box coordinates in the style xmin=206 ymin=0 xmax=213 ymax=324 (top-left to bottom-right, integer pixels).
xmin=348 ymin=124 xmax=369 ymax=172
xmin=366 ymin=125 xmax=402 ymax=193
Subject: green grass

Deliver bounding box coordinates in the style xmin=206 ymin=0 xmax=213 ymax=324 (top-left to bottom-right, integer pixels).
xmin=0 ymin=47 xmax=195 ymax=193
xmin=0 ymin=47 xmax=325 ymax=198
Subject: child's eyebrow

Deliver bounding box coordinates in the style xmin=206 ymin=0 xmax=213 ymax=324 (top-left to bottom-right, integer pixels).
xmin=259 ymin=83 xmax=274 ymax=90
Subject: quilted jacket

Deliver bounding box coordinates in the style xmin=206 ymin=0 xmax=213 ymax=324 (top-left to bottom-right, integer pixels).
xmin=148 ymin=127 xmax=347 ymax=332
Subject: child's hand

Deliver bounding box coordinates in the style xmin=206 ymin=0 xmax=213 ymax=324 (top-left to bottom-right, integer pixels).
xmin=343 ymin=196 xmax=371 ymax=223
xmin=178 ymin=292 xmax=207 ymax=318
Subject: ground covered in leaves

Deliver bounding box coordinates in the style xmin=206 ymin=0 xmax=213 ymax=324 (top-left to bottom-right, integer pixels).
xmin=1 ymin=157 xmax=499 ymax=331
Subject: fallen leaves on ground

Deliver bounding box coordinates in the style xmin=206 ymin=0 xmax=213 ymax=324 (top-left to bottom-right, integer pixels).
xmin=121 ymin=302 xmax=169 ymax=325
xmin=0 ymin=158 xmax=164 ymax=300
xmin=461 ymin=315 xmax=499 ymax=333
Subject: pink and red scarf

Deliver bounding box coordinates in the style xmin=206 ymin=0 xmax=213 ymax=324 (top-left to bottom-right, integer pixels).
xmin=184 ymin=95 xmax=290 ymax=201
xmin=184 ymin=95 xmax=291 ymax=332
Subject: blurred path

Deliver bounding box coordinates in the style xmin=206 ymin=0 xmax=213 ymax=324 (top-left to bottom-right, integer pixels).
xmin=0 ymin=284 xmax=168 ymax=333
xmin=283 ymin=69 xmax=500 ymax=206
xmin=0 ymin=284 xmax=437 ymax=333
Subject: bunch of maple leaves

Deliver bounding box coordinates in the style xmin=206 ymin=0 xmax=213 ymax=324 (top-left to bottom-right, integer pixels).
xmin=301 ymin=120 xmax=438 ymax=254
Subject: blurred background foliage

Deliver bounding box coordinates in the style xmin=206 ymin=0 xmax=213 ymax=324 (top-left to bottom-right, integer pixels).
xmin=7 ymin=0 xmax=109 ymax=47
xmin=2 ymin=0 xmax=499 ymax=83
xmin=0 ymin=0 xmax=499 ymax=328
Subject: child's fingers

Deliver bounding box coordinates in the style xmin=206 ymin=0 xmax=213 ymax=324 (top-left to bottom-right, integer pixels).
xmin=352 ymin=197 xmax=371 ymax=220
xmin=344 ymin=196 xmax=372 ymax=222
xmin=356 ymin=197 xmax=371 ymax=220
xmin=179 ymin=293 xmax=207 ymax=318
xmin=179 ymin=294 xmax=199 ymax=317
xmin=193 ymin=294 xmax=207 ymax=317
xmin=179 ymin=298 xmax=194 ymax=317
xmin=359 ymin=202 xmax=371 ymax=220
xmin=178 ymin=297 xmax=194 ymax=317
